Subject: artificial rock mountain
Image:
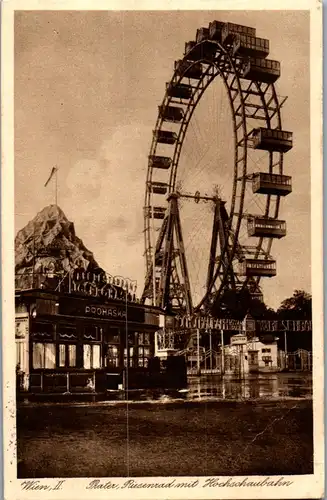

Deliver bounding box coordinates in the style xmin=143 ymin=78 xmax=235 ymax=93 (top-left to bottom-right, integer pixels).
xmin=15 ymin=205 xmax=101 ymax=290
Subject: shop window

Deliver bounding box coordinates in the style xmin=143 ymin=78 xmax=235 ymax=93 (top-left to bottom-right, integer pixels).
xmin=83 ymin=344 xmax=101 ymax=369
xmin=127 ymin=333 xmax=135 ymax=346
xmin=105 ymin=329 xmax=120 ymax=344
xmin=84 ymin=325 xmax=101 ymax=342
xmin=59 ymin=344 xmax=77 ymax=368
xmin=58 ymin=325 xmax=77 ymax=341
xmin=262 ymin=355 xmax=272 ymax=366
xmin=138 ymin=346 xmax=150 ymax=368
xmin=136 ymin=332 xmax=152 ymax=367
xmin=31 ymin=322 xmax=54 ymax=341
xmin=124 ymin=347 xmax=134 ymax=368
xmin=138 ymin=332 xmax=150 ymax=345
xmin=33 ymin=343 xmax=56 ymax=369
xmin=106 ymin=345 xmax=119 ymax=368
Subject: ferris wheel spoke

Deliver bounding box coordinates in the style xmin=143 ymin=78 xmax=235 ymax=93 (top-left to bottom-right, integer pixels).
xmin=187 ymin=122 xmax=205 ymax=163
xmin=192 ymin=113 xmax=208 ymax=151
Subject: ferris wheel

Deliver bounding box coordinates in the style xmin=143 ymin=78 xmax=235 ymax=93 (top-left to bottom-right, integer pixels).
xmin=142 ymin=21 xmax=293 ymax=315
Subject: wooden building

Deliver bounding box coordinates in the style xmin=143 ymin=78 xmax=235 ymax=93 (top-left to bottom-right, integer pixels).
xmin=15 ymin=271 xmax=167 ymax=397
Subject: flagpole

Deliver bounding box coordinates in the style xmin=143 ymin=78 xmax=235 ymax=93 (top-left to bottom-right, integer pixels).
xmin=44 ymin=166 xmax=58 ymax=205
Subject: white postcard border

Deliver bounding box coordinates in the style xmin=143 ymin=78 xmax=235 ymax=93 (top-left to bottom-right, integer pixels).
xmin=2 ymin=1 xmax=324 ymax=499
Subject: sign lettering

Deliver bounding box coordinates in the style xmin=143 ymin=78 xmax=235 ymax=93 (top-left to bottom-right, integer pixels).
xmin=175 ymin=316 xmax=242 ymax=331
xmin=231 ymin=335 xmax=247 ymax=345
xmin=85 ymin=305 xmax=126 ymax=319
xmin=173 ymin=315 xmax=312 ymax=332
xmin=257 ymin=320 xmax=312 ymax=332
xmin=70 ymin=270 xmax=138 ymax=303
xmin=59 ymin=297 xmax=146 ymax=324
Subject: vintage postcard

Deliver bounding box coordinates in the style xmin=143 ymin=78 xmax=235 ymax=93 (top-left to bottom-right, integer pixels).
xmin=2 ymin=1 xmax=324 ymax=499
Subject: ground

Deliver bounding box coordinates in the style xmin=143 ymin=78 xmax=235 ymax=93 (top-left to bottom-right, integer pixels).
xmin=17 ymin=398 xmax=313 ymax=478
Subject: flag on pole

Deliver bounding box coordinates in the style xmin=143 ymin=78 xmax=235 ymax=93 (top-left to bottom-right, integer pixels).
xmin=44 ymin=166 xmax=58 ymax=187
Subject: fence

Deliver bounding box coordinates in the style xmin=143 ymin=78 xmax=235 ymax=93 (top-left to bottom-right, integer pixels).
xmin=278 ymin=349 xmax=312 ymax=371
xmin=175 ymin=347 xmax=222 ymax=375
xmin=179 ymin=347 xmax=312 ymax=375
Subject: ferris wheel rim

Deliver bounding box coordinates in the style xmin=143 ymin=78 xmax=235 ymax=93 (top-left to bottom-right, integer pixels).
xmin=143 ymin=35 xmax=285 ymax=311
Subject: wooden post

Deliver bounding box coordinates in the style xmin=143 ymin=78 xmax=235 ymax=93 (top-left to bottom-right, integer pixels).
xmin=196 ymin=328 xmax=201 ymax=376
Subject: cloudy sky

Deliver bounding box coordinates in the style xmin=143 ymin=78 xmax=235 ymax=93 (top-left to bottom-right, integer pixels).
xmin=14 ymin=9 xmax=310 ymax=309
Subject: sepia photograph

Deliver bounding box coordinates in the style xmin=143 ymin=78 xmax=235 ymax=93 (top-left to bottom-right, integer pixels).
xmin=2 ymin=2 xmax=324 ymax=499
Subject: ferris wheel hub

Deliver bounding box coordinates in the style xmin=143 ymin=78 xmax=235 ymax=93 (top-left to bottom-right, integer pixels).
xmin=170 ymin=191 xmax=221 ymax=203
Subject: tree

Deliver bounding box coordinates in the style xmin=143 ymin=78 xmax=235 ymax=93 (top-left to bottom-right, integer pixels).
xmin=277 ymin=289 xmax=312 ymax=319
xmin=210 ymin=288 xmax=276 ymax=320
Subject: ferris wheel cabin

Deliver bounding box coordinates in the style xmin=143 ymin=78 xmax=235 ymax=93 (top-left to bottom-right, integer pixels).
xmin=196 ymin=27 xmax=210 ymax=43
xmin=252 ymin=172 xmax=292 ymax=196
xmin=232 ymin=35 xmax=270 ymax=59
xmin=149 ymin=182 xmax=169 ymax=195
xmin=179 ymin=21 xmax=282 ymax=85
xmin=184 ymin=39 xmax=217 ymax=62
xmin=247 ymin=216 xmax=287 ymax=239
xmin=153 ymin=130 xmax=177 ymax=145
xmin=159 ymin=105 xmax=184 ymax=123
xmin=221 ymin=23 xmax=256 ymax=44
xmin=149 ymin=155 xmax=172 ymax=169
xmin=152 ymin=207 xmax=166 ymax=220
xmin=166 ymin=82 xmax=192 ymax=100
xmin=251 ymin=128 xmax=293 ymax=153
xmin=208 ymin=20 xmax=225 ymax=42
xmin=174 ymin=60 xmax=203 ymax=79
xmin=241 ymin=58 xmax=281 ymax=83
xmin=239 ymin=259 xmax=277 ymax=277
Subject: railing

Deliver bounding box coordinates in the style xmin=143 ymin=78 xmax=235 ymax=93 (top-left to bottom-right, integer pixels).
xmin=175 ymin=348 xmax=222 ymax=375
